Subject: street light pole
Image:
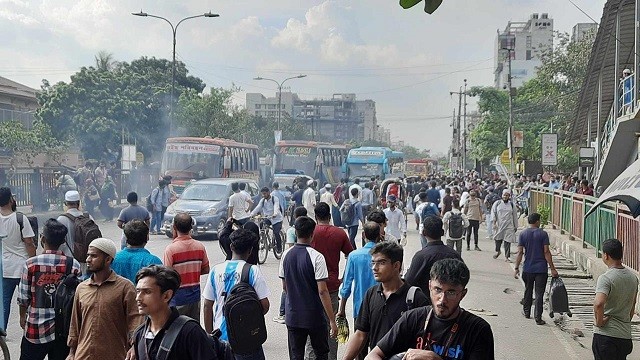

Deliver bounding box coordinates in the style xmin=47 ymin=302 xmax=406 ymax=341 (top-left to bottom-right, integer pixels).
xmin=253 ymin=75 xmax=307 ymax=131
xmin=132 ymin=11 xmax=219 ymax=135
xmin=503 ymin=48 xmax=515 ymax=175
xmin=463 ymin=79 xmax=468 ymax=171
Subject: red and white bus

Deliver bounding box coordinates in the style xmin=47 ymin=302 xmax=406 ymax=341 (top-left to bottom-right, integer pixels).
xmin=403 ymin=158 xmax=436 ymax=179
xmin=273 ymin=140 xmax=349 ymax=188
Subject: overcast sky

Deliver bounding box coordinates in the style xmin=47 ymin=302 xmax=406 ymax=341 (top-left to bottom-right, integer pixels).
xmin=1 ymin=0 xmax=606 ymax=154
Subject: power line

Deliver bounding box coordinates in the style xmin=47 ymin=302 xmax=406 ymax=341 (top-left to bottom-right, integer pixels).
xmin=566 ymin=0 xmax=599 ymax=24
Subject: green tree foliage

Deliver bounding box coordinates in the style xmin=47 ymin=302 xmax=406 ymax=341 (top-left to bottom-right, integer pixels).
xmin=0 ymin=120 xmax=64 ymax=166
xmin=399 ymin=0 xmax=443 ymax=14
xmin=469 ymin=30 xmax=595 ymax=172
xmin=175 ymin=87 xmax=308 ymax=154
xmin=36 ymin=54 xmax=205 ymax=161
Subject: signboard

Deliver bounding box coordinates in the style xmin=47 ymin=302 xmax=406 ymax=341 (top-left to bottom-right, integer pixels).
xmin=136 ymin=152 xmax=145 ymax=165
xmin=500 ymin=149 xmax=510 ymax=166
xmin=351 ymin=150 xmax=384 ymax=157
xmin=278 ymin=146 xmax=311 ymax=156
xmin=579 ymin=147 xmax=596 ymax=167
xmin=513 ymin=131 xmax=524 ymax=148
xmin=165 ymin=143 xmax=221 ymax=154
xmin=541 ymin=133 xmax=558 ymax=166
xmin=121 ymin=144 xmax=136 ymax=171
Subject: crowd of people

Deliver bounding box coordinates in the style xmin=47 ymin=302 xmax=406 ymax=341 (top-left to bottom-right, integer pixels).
xmin=0 ymin=166 xmax=637 ymax=360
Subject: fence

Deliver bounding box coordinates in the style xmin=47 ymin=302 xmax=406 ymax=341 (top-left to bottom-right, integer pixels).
xmin=529 ymin=186 xmax=640 ymax=272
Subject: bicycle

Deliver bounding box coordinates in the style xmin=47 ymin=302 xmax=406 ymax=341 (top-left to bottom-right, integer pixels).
xmin=0 ymin=328 xmax=8 ymax=360
xmin=254 ymin=216 xmax=285 ymax=264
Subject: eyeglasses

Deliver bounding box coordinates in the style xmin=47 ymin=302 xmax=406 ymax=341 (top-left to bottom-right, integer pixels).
xmin=430 ymin=286 xmax=464 ymax=300
xmin=370 ymin=259 xmax=390 ymax=267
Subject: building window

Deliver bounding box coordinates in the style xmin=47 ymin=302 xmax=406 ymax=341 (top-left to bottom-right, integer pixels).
xmin=526 ymin=36 xmax=531 ymax=48
xmin=268 ymin=104 xmax=276 ymax=109
xmin=526 ymin=50 xmax=532 ymax=60
xmin=255 ymin=104 xmax=261 ymax=109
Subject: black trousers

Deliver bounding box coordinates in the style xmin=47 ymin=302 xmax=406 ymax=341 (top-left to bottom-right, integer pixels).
xmin=287 ymin=325 xmax=329 ymax=360
xmin=466 ymin=220 xmax=480 ymax=246
xmin=20 ymin=337 xmax=69 ymax=360
xmin=522 ymin=272 xmax=548 ymax=320
xmin=592 ymin=333 xmax=633 ymax=360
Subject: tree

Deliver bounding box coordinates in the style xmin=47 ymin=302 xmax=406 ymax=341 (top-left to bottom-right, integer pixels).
xmin=36 ymin=55 xmax=206 ymax=161
xmin=400 ymin=0 xmax=443 ymax=14
xmin=0 ymin=120 xmax=65 ymax=167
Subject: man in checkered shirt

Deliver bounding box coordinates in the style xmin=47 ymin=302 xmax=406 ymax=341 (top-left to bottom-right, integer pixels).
xmin=17 ymin=219 xmax=81 ymax=360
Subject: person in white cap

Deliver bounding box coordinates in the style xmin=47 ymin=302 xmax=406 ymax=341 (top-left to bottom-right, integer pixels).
xmin=58 ymin=190 xmax=97 ymax=274
xmin=302 ymin=179 xmax=317 ymax=219
xmin=66 ymin=238 xmax=142 ymax=360
xmin=320 ymin=184 xmax=338 ymax=209
xmin=491 ymin=189 xmax=518 ymax=262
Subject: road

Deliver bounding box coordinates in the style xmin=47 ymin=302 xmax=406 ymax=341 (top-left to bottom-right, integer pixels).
xmin=4 ymin=218 xmax=596 ymax=359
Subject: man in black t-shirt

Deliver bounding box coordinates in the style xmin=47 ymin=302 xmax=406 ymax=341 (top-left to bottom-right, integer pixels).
xmin=366 ymin=259 xmax=494 ymax=360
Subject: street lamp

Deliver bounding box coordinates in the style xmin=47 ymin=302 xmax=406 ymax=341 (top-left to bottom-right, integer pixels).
xmin=253 ymin=75 xmax=307 ymax=131
xmin=132 ymin=10 xmax=220 ymax=135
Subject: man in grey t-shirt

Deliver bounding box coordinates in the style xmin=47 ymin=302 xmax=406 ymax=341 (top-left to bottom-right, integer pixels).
xmin=57 ymin=190 xmax=94 ymax=273
xmin=592 ymin=238 xmax=639 ymax=360
xmin=117 ymin=192 xmax=151 ymax=249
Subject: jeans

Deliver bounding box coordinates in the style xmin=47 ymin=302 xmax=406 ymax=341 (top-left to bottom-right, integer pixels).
xmin=486 ymin=213 xmax=494 ymax=238
xmin=279 ymin=291 xmax=286 ymax=316
xmin=522 ymin=272 xmax=548 ymax=320
xmin=287 ymin=325 xmax=329 ymax=360
xmin=234 ymin=346 xmax=266 ymax=360
xmin=446 ymin=239 xmax=463 ymax=255
xmin=272 ymin=221 xmax=283 ymax=252
xmin=150 ymin=210 xmax=163 ymax=233
xmin=20 ymin=336 xmax=70 ymax=360
xmin=176 ymin=300 xmax=200 ymax=324
xmin=3 ymin=277 xmax=20 ymax=330
xmin=348 ymin=226 xmax=359 ymax=250
xmin=466 ymin=220 xmax=480 ymax=247
xmin=305 ymin=291 xmax=339 ymax=360
xmin=592 ymin=333 xmax=633 ymax=360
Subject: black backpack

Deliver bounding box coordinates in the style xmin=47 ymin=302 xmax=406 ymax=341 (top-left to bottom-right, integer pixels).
xmin=340 ymin=199 xmax=355 ymax=224
xmin=405 ymin=286 xmax=419 ymax=311
xmin=222 ymin=263 xmax=267 ymax=355
xmin=17 ymin=212 xmax=38 ymax=248
xmin=53 ymin=256 xmax=81 ymax=340
xmin=448 ymin=213 xmax=465 ymax=239
xmin=61 ymin=213 xmax=102 ymax=262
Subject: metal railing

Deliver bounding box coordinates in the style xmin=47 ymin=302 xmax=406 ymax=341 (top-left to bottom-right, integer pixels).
xmin=529 ymin=186 xmax=639 ymax=272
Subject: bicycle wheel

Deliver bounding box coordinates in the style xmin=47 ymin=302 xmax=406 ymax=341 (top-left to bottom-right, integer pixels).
xmin=273 ymin=229 xmax=285 ymax=260
xmin=0 ymin=336 xmax=9 ymax=360
xmin=258 ymin=232 xmax=268 ymax=264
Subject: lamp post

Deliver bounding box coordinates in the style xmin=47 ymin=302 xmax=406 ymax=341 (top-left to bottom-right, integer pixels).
xmin=132 ymin=10 xmax=219 ymax=135
xmin=253 ymin=75 xmax=307 ymax=131
xmin=502 ymin=47 xmax=515 ymax=175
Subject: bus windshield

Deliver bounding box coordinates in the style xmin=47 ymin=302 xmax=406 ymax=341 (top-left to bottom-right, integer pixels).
xmin=405 ymin=163 xmax=427 ymax=174
xmin=161 ymin=145 xmax=221 ymax=180
xmin=348 ymin=163 xmax=382 ymax=178
xmin=275 ymin=146 xmax=316 ymax=176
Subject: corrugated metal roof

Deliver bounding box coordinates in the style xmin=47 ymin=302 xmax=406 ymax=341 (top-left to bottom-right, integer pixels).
xmin=569 ymin=0 xmax=636 ymax=144
xmin=0 ymin=76 xmax=37 ymax=100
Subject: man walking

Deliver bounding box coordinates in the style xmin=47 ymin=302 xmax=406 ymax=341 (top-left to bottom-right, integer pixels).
xmin=592 ymin=239 xmax=639 ymax=360
xmin=491 ymin=189 xmax=518 ymax=262
xmin=133 ymin=265 xmax=218 ymax=360
xmin=514 ymin=213 xmax=559 ymax=325
xmin=0 ymin=187 xmax=36 ymax=331
xmin=250 ymin=186 xmax=284 ymax=253
xmin=404 ymin=217 xmax=462 ymax=296
xmin=112 ymin=219 xmax=162 ymax=283
xmin=66 ymin=238 xmax=142 ymax=360
xmin=163 ymin=213 xmax=210 ymax=322
xmin=117 ymin=191 xmax=151 ymax=249
xmin=383 ymin=195 xmax=406 ymax=245
xmin=343 ymin=241 xmax=428 ymax=360
xmin=280 ymin=216 xmax=338 ymax=360
xmin=228 ymin=182 xmax=253 ymax=225
xmin=58 ymin=190 xmax=98 ymax=275
xmin=303 ymin=180 xmax=317 ymax=220
xmin=343 ymin=188 xmax=365 ymax=250
xmin=463 ymin=190 xmax=483 ymax=251
xmin=443 ymin=199 xmax=469 ymax=255
xmin=18 ymin=219 xmax=81 ymax=360
xmin=149 ymin=180 xmax=170 ymax=235
xmin=309 ymin=202 xmax=353 ymax=360
xmin=361 ymin=183 xmax=375 ymax=216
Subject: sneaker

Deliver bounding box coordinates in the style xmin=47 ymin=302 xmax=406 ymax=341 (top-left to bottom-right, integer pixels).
xmin=535 ymin=319 xmax=546 ymax=325
xmin=466 ymin=246 xmax=471 ymax=251
xmin=505 ymin=258 xmax=512 ymax=263
xmin=273 ymin=315 xmax=285 ymax=324
xmin=474 ymin=246 xmax=482 ymax=251
xmin=492 ymin=251 xmax=501 ymax=259
xmin=521 ymin=309 xmax=531 ymax=319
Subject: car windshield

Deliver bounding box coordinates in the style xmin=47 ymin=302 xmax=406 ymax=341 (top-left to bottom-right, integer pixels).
xmin=180 ymin=184 xmax=228 ymax=201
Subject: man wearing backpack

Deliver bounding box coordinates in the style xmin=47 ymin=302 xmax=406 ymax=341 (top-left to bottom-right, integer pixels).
xmin=414 ymin=192 xmax=440 ymax=248
xmin=341 ymin=188 xmax=365 ymax=250
xmin=343 ymin=241 xmax=428 ymax=360
xmin=133 ymin=265 xmax=219 ymax=360
xmin=250 ymin=187 xmax=284 ymax=253
xmin=443 ymin=199 xmax=469 ymax=255
xmin=57 ymin=190 xmax=102 ymax=275
xmin=203 ymin=228 xmax=270 ymax=359
xmin=17 ymin=219 xmax=81 ymax=360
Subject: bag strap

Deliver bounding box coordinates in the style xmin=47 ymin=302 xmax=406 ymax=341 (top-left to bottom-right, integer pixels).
xmin=16 ymin=212 xmax=24 ymax=240
xmin=64 ymin=256 xmax=74 ymax=276
xmin=240 ymin=262 xmax=251 ymax=284
xmin=406 ymin=286 xmax=418 ymax=310
xmin=156 ymin=315 xmax=192 ymax=360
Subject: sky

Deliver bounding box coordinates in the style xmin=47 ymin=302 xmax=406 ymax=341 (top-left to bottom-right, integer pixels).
xmin=1 ymin=0 xmax=607 ymax=154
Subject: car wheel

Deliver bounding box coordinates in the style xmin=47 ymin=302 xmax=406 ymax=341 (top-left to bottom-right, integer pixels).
xmin=215 ymin=219 xmax=226 ymax=240
xmin=165 ymin=231 xmax=173 ymax=238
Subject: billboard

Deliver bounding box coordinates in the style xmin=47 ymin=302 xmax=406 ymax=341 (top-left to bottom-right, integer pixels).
xmin=541 ymin=133 xmax=558 ymax=166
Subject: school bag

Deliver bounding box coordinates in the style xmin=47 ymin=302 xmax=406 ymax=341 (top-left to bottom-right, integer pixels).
xmin=405 ymin=286 xmax=420 ymax=311
xmin=17 ymin=212 xmax=39 ymax=248
xmin=61 ymin=213 xmax=102 ymax=262
xmin=420 ymin=202 xmax=440 ymax=220
xmin=340 ymin=199 xmax=355 ymax=224
xmin=448 ymin=213 xmax=465 ymax=239
xmin=222 ymin=262 xmax=267 ymax=355
xmin=54 ymin=256 xmax=81 ymax=340
xmin=151 ymin=315 xmax=234 ymax=360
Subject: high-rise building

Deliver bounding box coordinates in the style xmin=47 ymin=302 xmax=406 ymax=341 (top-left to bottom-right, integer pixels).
xmin=494 ymin=13 xmax=554 ymax=89
xmin=246 ymin=91 xmax=299 ymax=121
xmin=572 ymin=23 xmax=597 ymax=43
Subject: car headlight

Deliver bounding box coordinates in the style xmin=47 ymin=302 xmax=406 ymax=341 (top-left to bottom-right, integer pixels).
xmin=201 ymin=206 xmax=218 ymax=216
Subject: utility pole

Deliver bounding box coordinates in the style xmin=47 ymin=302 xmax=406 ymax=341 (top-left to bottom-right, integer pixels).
xmin=450 ymin=87 xmax=464 ymax=171
xmin=463 ymin=79 xmax=468 ymax=171
xmin=504 ymin=48 xmax=515 ymax=175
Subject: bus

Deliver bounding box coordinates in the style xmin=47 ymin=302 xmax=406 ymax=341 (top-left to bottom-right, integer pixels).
xmin=344 ymin=147 xmax=404 ymax=183
xmin=403 ymin=158 xmax=437 ymax=179
xmin=161 ymin=137 xmax=259 ymax=193
xmin=273 ymin=140 xmax=349 ymax=189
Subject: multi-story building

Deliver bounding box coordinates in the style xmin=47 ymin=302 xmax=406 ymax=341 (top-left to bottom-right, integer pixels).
xmin=0 ymin=76 xmax=37 ymax=129
xmin=356 ymin=99 xmax=377 ymax=141
xmin=246 ymin=91 xmax=299 ymax=122
xmin=494 ymin=13 xmax=554 ymax=89
xmin=572 ymin=23 xmax=598 ymax=43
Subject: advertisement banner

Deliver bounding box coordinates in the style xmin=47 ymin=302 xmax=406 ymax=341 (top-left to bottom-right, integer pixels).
xmin=579 ymin=147 xmax=596 ymax=167
xmin=165 ymin=143 xmax=220 ymax=154
xmin=541 ymin=133 xmax=558 ymax=166
xmin=513 ymin=131 xmax=524 ymax=148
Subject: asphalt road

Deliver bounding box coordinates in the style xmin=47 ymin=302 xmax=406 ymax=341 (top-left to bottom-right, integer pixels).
xmin=4 ymin=218 xmax=596 ymax=359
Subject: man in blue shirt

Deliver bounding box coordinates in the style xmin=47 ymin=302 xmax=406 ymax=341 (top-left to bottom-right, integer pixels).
xmin=112 ymin=219 xmax=162 ymax=283
xmin=514 ymin=213 xmax=558 ymax=325
xmin=117 ymin=191 xmax=151 ymax=249
xmin=343 ymin=188 xmax=365 ymax=250
xmin=426 ymin=181 xmax=441 ymax=210
xmin=337 ymin=221 xmax=381 ymax=323
xmin=251 ymin=187 xmax=284 ymax=252
xmin=271 ymin=182 xmax=287 ymax=217
xmin=280 ymin=216 xmax=338 ymax=360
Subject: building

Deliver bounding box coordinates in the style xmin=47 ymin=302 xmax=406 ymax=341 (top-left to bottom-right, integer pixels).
xmin=572 ymin=23 xmax=598 ymax=43
xmin=246 ymin=91 xmax=299 ymax=123
xmin=357 ymin=99 xmax=377 ymax=141
xmin=494 ymin=13 xmax=554 ymax=89
xmin=0 ymin=76 xmax=37 ymax=129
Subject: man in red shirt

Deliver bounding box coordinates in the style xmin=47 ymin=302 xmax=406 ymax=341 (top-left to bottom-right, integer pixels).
xmin=163 ymin=213 xmax=210 ymax=323
xmin=311 ymin=202 xmax=354 ymax=360
xmin=577 ymin=179 xmax=594 ymax=196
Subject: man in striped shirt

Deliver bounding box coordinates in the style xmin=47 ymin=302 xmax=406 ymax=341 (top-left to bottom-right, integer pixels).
xmin=18 ymin=218 xmax=81 ymax=360
xmin=163 ymin=213 xmax=210 ymax=322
